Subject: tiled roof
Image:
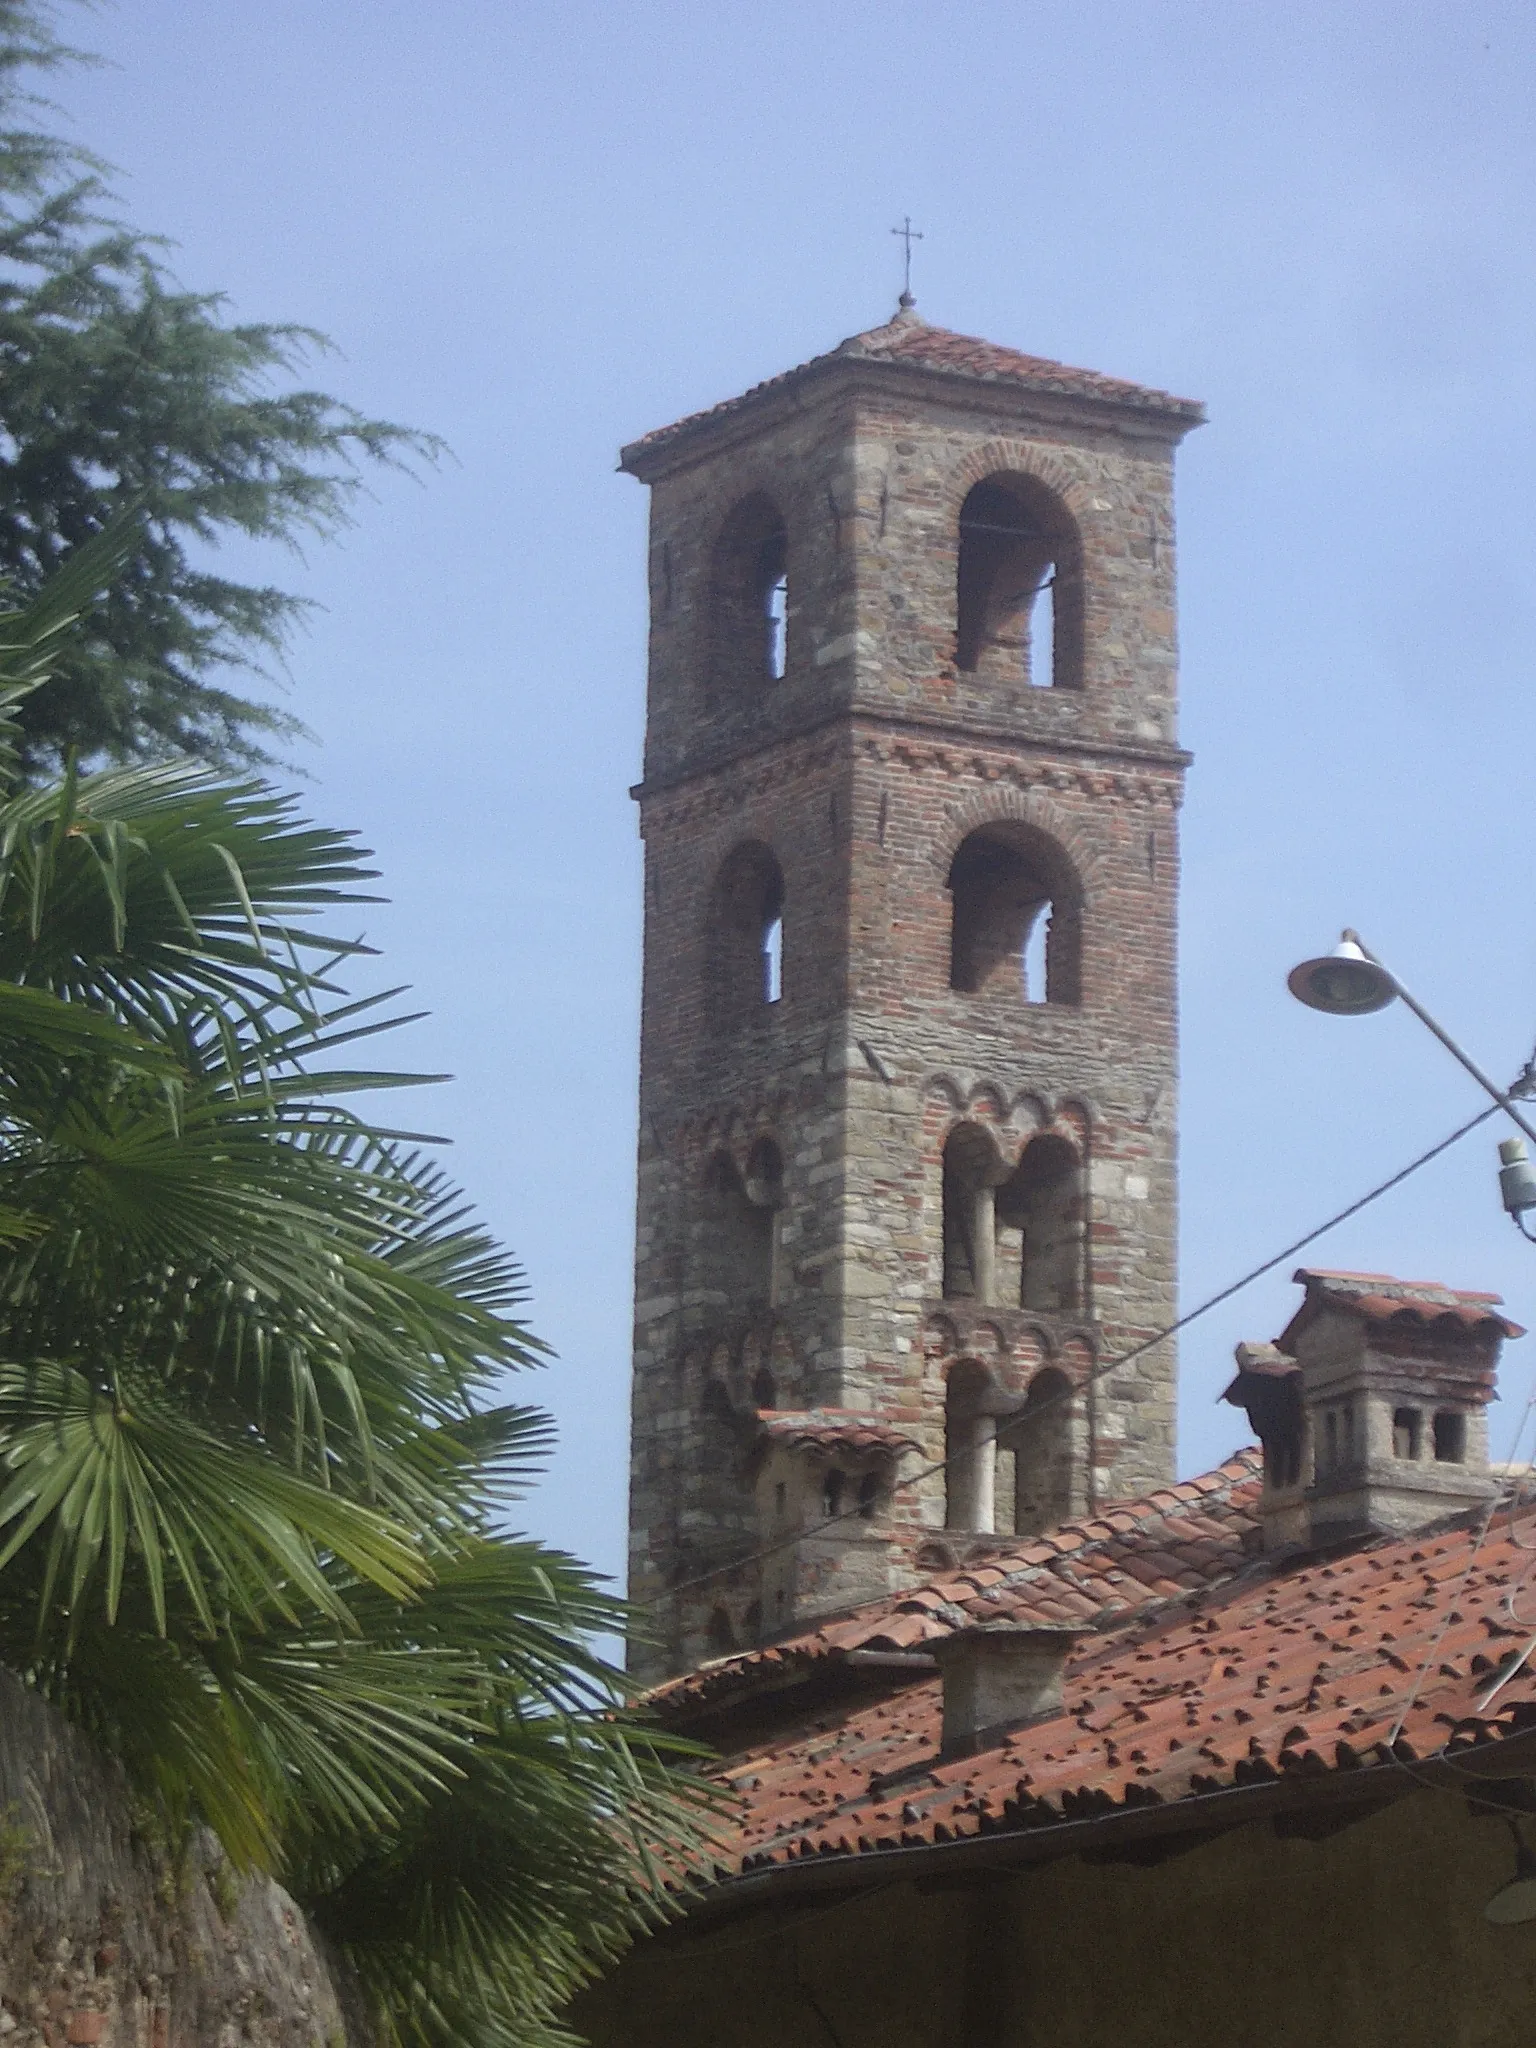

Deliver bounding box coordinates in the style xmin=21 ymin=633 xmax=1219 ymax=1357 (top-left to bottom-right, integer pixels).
xmin=648 ymin=1450 xmax=1262 ymax=1719
xmin=1289 ymin=1268 xmax=1523 ymax=1338
xmin=621 ymin=308 xmax=1204 ymax=468
xmin=715 ymin=1498 xmax=1536 ymax=1877
xmin=754 ymin=1409 xmax=917 ymax=1455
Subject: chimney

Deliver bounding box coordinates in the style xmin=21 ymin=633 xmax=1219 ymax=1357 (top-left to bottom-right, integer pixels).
xmin=931 ymin=1624 xmax=1080 ymax=1756
xmin=1222 ymin=1341 xmax=1306 ymax=1553
xmin=1226 ymin=1269 xmax=1522 ymax=1551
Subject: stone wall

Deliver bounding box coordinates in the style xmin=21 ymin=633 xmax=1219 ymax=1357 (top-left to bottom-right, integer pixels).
xmin=0 ymin=1671 xmax=365 ymax=2048
xmin=624 ymin=324 xmax=1198 ymax=1678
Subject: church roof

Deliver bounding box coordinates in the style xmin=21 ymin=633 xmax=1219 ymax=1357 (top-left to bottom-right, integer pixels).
xmin=648 ymin=1448 xmax=1262 ymax=1722
xmin=690 ymin=1480 xmax=1536 ymax=1894
xmin=620 ymin=306 xmax=1205 ymax=472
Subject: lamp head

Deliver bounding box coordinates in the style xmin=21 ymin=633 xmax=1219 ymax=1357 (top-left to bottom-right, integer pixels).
xmin=1287 ymin=931 xmax=1397 ymax=1017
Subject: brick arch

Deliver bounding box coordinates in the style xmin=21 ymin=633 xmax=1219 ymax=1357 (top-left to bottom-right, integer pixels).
xmin=923 ymin=1071 xmax=969 ymax=1115
xmin=936 ymin=785 xmax=1105 ymax=900
xmin=1057 ymin=1333 xmax=1098 ymax=1380
xmin=963 ymin=1081 xmax=1009 ymax=1124
xmin=948 ymin=438 xmax=1096 ymax=524
xmin=922 ymin=1313 xmax=961 ymax=1358
xmin=1053 ymin=1096 xmax=1095 ymax=1147
xmin=941 ymin=1352 xmax=1007 ymax=1397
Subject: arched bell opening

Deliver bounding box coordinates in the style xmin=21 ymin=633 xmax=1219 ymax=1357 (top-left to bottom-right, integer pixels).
xmin=994 ymin=1133 xmax=1086 ymax=1314
xmin=947 ymin=823 xmax=1082 ymax=1005
xmin=955 ymin=474 xmax=1083 ymax=690
xmin=709 ymin=492 xmax=791 ymax=698
xmin=945 ymin=1358 xmax=1000 ymax=1534
xmin=708 ymin=841 xmax=786 ymax=1022
xmin=697 ymin=1152 xmax=774 ymax=1310
xmin=940 ymin=1120 xmax=1007 ymax=1302
xmin=999 ymin=1366 xmax=1077 ymax=1537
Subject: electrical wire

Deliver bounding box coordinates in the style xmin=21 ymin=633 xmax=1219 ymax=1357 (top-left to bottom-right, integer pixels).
xmin=643 ymin=1098 xmax=1505 ymax=1615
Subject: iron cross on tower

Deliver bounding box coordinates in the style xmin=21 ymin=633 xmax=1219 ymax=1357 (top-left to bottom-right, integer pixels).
xmin=891 ymin=215 xmax=923 ymax=306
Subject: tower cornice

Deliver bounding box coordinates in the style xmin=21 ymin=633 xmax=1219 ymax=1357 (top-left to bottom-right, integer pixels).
xmin=631 ymin=707 xmax=1191 ymax=807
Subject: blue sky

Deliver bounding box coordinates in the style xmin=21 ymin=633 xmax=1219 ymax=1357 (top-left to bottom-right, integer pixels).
xmin=55 ymin=0 xmax=1536 ymax=1584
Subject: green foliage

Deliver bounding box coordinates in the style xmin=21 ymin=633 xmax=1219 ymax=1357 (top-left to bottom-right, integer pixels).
xmin=0 ymin=0 xmax=440 ymax=773
xmin=0 ymin=546 xmax=717 ymax=2048
xmin=0 ymin=1801 xmax=31 ymax=1907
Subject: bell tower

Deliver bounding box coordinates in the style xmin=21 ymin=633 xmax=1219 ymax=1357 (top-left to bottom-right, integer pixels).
xmin=622 ymin=303 xmax=1204 ymax=1680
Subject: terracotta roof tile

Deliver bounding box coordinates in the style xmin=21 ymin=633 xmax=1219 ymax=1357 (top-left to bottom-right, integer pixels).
xmin=710 ymin=1489 xmax=1536 ymax=1880
xmin=754 ymin=1409 xmax=919 ymax=1454
xmin=643 ymin=1454 xmax=1536 ymax=1899
xmin=621 ymin=309 xmax=1203 ymax=469
xmin=1288 ymin=1268 xmax=1524 ymax=1339
xmin=645 ymin=1450 xmax=1261 ymax=1720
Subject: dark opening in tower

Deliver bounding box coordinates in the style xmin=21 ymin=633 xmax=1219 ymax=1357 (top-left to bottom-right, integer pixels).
xmin=945 ymin=1359 xmax=997 ymax=1532
xmin=709 ymin=841 xmax=786 ymax=1021
xmin=999 ymin=1367 xmax=1076 ymax=1536
xmin=709 ymin=493 xmax=790 ymax=698
xmin=941 ymin=1121 xmax=1004 ymax=1302
xmin=698 ymin=1151 xmax=776 ymax=1309
xmin=995 ymin=1134 xmax=1085 ymax=1314
xmin=948 ymin=823 xmax=1082 ymax=1004
xmin=956 ymin=475 xmax=1083 ymax=688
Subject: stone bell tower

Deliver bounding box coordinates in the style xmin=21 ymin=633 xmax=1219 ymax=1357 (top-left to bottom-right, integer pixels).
xmin=622 ymin=301 xmax=1204 ymax=1680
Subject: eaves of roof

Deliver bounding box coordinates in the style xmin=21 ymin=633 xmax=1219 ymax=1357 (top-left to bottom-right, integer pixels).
xmin=620 ymin=311 xmax=1205 ymax=478
xmin=672 ymin=1715 xmax=1536 ymax=1933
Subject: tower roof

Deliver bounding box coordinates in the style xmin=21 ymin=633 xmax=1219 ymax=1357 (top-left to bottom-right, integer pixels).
xmin=620 ymin=306 xmax=1205 ymax=475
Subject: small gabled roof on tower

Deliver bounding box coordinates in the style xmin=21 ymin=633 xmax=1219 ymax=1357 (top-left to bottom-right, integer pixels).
xmin=755 ymin=1409 xmax=918 ymax=1456
xmin=620 ymin=305 xmax=1205 ymax=475
xmin=1279 ymin=1268 xmax=1524 ymax=1349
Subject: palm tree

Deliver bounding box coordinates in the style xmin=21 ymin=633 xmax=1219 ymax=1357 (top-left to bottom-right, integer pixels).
xmin=0 ymin=538 xmax=712 ymax=2048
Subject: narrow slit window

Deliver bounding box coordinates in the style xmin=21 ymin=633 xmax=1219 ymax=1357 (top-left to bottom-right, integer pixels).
xmin=1028 ymin=571 xmax=1055 ymax=689
xmin=763 ymin=913 xmax=783 ymax=1004
xmin=1022 ymin=904 xmax=1049 ymax=1004
xmin=766 ymin=570 xmax=788 ymax=681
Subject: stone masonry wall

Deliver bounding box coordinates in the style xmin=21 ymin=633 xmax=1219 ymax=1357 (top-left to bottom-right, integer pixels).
xmin=625 ymin=326 xmax=1197 ymax=1679
xmin=0 ymin=1669 xmax=366 ymax=2048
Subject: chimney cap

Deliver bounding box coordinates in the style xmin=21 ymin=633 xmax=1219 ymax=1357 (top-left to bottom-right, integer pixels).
xmin=930 ymin=1622 xmax=1083 ymax=1659
xmin=933 ymin=1623 xmax=1084 ymax=1757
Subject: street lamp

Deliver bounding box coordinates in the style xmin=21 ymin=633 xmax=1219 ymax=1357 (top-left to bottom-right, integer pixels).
xmin=1287 ymin=929 xmax=1536 ymax=1239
